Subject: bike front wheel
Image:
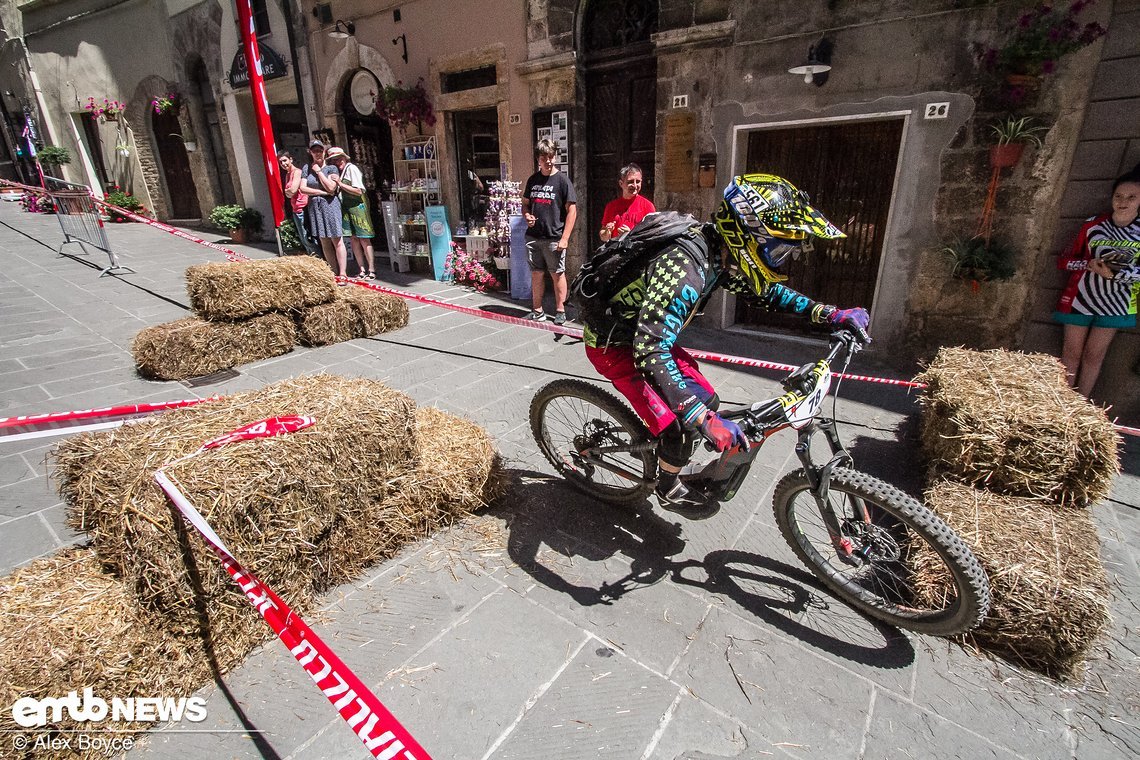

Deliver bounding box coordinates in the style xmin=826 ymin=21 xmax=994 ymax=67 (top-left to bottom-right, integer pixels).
xmin=530 ymin=379 xmax=656 ymax=504
xmin=773 ymin=467 xmax=990 ymax=636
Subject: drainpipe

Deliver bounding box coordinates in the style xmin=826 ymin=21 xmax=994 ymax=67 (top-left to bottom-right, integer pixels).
xmin=280 ymin=0 xmax=309 ymax=128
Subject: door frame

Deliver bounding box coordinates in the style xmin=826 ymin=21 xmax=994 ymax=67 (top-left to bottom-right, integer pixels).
xmin=724 ymin=111 xmax=912 ymax=331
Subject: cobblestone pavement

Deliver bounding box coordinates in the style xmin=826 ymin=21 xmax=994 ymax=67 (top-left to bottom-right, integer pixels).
xmin=1 ymin=201 xmax=1137 ymax=759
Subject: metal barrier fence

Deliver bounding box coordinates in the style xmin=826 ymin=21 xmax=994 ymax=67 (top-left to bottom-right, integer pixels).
xmin=45 ymin=177 xmax=133 ymax=277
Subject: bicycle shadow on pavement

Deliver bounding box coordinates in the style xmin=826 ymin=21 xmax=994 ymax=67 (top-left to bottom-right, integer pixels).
xmin=496 ymin=469 xmax=915 ymax=670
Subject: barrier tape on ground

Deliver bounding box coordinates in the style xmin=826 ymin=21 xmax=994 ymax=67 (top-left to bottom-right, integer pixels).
xmin=154 ymin=416 xmax=431 ymax=760
xmin=0 ymin=398 xmax=214 ymax=439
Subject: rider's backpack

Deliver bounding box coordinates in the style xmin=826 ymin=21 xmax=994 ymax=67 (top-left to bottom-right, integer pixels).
xmin=569 ymin=211 xmax=708 ymax=327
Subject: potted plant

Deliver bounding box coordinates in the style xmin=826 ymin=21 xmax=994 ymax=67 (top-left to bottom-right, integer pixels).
xmin=151 ymin=92 xmax=179 ymax=116
xmin=989 ymin=116 xmax=1047 ymax=168
xmin=85 ymin=97 xmax=126 ymax=122
xmin=208 ymin=204 xmax=263 ymax=243
xmin=941 ymin=236 xmax=1017 ymax=287
xmin=375 ymin=79 xmax=437 ymax=134
xmin=104 ymin=185 xmax=147 ymax=222
xmin=36 ymin=145 xmax=71 ymax=167
xmin=974 ymin=0 xmax=1106 ymax=97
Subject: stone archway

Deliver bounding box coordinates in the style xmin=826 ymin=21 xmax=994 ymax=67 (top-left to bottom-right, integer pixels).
xmin=321 ymin=40 xmax=397 ymax=125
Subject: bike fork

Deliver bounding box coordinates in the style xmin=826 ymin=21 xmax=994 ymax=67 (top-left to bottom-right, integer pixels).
xmin=795 ymin=419 xmax=863 ymax=560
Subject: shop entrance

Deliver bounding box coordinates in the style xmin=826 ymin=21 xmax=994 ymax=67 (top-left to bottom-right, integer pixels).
xmin=736 ymin=118 xmax=904 ymax=332
xmin=582 ymin=0 xmax=658 ymax=243
xmin=452 ymin=108 xmax=499 ymax=230
xmin=342 ymin=71 xmax=394 ymax=251
xmin=152 ymin=108 xmax=200 ymax=220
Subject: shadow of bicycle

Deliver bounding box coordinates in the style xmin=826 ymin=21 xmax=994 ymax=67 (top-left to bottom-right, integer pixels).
xmin=495 ymin=469 xmax=915 ymax=670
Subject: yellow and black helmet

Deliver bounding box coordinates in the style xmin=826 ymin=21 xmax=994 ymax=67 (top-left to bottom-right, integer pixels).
xmin=712 ymin=173 xmax=845 ymax=293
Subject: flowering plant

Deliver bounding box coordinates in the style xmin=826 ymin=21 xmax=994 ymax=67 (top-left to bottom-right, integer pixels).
xmin=21 ymin=192 xmax=53 ymax=214
xmin=976 ymin=1 xmax=1107 ymax=77
xmin=86 ymin=97 xmax=126 ymax=119
xmin=104 ymin=184 xmax=147 ymax=222
xmin=443 ymin=242 xmax=500 ymax=291
xmin=151 ymin=93 xmax=179 ymax=115
xmin=375 ymin=79 xmax=436 ymax=133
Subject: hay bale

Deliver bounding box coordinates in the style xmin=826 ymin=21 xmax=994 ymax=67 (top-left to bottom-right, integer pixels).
xmin=297 ymin=287 xmax=409 ymax=346
xmin=916 ymin=347 xmax=1120 ymax=507
xmin=0 ymin=547 xmax=222 ymax=759
xmin=340 ymin=286 xmax=409 ymax=335
xmin=913 ymin=480 xmax=1111 ymax=677
xmin=186 ymin=257 xmax=336 ymax=320
xmin=319 ymin=406 xmax=509 ymax=587
xmin=132 ymin=312 xmax=296 ymax=381
xmin=296 ymin=295 xmax=359 ymax=346
xmin=54 ymin=374 xmax=418 ymax=645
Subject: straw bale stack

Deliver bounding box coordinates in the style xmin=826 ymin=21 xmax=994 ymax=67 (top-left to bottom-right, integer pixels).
xmin=186 ymin=256 xmax=337 ymax=320
xmin=913 ymin=480 xmax=1111 ymax=677
xmin=297 ymin=287 xmax=410 ymax=346
xmin=916 ymin=347 xmax=1120 ymax=507
xmin=132 ymin=312 xmax=296 ymax=380
xmin=341 ymin=285 xmax=410 ymax=335
xmin=0 ymin=548 xmax=218 ymax=760
xmin=55 ymin=374 xmax=418 ymax=644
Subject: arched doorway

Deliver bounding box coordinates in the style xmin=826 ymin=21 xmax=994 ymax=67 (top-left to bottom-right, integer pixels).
xmin=582 ymin=0 xmax=658 ymax=241
xmin=341 ymin=69 xmax=394 ymax=251
xmin=191 ymin=60 xmax=236 ymax=207
xmin=152 ymin=106 xmax=200 ymax=220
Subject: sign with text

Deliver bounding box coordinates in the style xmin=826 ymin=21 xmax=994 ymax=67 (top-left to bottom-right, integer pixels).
xmin=228 ymin=43 xmax=288 ymax=89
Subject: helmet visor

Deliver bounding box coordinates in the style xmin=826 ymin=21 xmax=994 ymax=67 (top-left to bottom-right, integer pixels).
xmin=758 ymin=237 xmax=799 ymax=269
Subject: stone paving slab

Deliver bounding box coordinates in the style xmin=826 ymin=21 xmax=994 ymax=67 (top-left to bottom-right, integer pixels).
xmin=0 ymin=203 xmax=1138 ymax=759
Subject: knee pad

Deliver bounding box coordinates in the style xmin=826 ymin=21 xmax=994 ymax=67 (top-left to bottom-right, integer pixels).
xmin=658 ymin=424 xmax=699 ymax=468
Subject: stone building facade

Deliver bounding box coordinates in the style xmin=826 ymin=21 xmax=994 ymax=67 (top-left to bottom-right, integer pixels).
xmin=523 ymin=0 xmax=1140 ymax=414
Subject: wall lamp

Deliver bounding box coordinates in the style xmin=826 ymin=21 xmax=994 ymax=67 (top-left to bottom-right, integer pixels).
xmin=328 ymin=20 xmax=355 ymax=40
xmin=788 ymin=37 xmax=833 ymax=86
xmin=392 ymin=33 xmax=408 ymax=64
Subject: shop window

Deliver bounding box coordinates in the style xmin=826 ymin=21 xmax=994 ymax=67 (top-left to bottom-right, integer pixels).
xmin=250 ymin=0 xmax=271 ymax=37
xmin=441 ymin=66 xmax=497 ymax=94
xmin=452 ymin=108 xmax=499 ymax=228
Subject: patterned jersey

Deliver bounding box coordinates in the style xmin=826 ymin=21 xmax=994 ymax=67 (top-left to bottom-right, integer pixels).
xmin=582 ymin=226 xmax=831 ymax=431
xmin=1056 ymin=214 xmax=1140 ymax=316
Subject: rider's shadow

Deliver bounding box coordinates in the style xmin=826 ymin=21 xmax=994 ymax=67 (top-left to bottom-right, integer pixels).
xmin=497 ymin=469 xmax=915 ymax=669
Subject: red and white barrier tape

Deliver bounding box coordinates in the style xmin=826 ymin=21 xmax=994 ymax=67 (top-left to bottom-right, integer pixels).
xmin=154 ymin=416 xmax=430 ymax=760
xmin=0 ymin=398 xmax=215 ymax=441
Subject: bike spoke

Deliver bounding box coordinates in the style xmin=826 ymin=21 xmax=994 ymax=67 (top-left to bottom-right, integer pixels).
xmin=540 ymin=393 xmax=649 ymax=493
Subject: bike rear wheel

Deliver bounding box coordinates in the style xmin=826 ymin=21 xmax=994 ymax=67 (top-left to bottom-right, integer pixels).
xmin=773 ymin=467 xmax=990 ymax=636
xmin=530 ymin=379 xmax=656 ymax=504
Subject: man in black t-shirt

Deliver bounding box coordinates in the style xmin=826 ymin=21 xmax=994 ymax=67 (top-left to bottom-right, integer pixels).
xmin=522 ymin=138 xmax=577 ymax=325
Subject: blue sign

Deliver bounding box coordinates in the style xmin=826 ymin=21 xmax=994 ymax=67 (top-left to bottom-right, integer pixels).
xmin=425 ymin=205 xmax=451 ymax=281
xmin=509 ymin=214 xmax=531 ymax=302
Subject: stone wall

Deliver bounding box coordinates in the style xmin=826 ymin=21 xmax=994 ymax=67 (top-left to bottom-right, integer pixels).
xmin=523 ymin=0 xmax=1108 ymax=365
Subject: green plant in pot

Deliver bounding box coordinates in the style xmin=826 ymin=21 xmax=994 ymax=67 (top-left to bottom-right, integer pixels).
xmin=989 ymin=116 xmax=1047 ymax=169
xmin=208 ymin=204 xmax=263 ymax=243
xmin=941 ymin=236 xmax=1017 ymax=286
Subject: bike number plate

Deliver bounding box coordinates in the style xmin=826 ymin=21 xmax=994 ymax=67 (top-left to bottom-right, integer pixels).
xmin=786 ymin=366 xmax=832 ymax=428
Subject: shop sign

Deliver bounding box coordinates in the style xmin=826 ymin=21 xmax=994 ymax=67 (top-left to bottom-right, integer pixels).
xmin=228 ymin=44 xmax=288 ymax=89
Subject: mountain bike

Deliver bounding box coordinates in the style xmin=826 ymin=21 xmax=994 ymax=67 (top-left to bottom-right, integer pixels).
xmin=529 ymin=330 xmax=991 ymax=636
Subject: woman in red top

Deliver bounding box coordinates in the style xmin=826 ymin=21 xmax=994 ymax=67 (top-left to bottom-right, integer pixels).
xmin=278 ymin=150 xmax=317 ymax=255
xmin=599 ymin=163 xmax=656 ymax=242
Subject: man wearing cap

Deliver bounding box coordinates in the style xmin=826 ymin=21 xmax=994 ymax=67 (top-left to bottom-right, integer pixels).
xmin=327 ymin=146 xmax=377 ymax=279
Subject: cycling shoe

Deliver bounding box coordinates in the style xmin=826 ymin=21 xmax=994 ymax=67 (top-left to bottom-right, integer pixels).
xmin=655 ymin=478 xmax=719 ymax=520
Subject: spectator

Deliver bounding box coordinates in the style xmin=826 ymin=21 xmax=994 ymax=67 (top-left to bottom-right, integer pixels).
xmin=277 ymin=149 xmax=317 ymax=256
xmin=599 ymin=163 xmax=655 ymax=242
xmin=522 ymin=138 xmax=577 ymax=325
xmin=1054 ymin=170 xmax=1140 ymax=397
xmin=326 ymin=146 xmax=376 ymax=279
xmin=299 ymin=140 xmax=348 ymax=281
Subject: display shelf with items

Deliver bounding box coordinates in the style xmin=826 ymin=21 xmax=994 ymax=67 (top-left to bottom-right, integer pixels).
xmin=392 ymin=134 xmax=439 ymax=262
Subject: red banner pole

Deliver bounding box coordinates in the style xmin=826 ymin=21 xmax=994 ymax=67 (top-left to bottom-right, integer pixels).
xmin=235 ymin=0 xmax=286 ymax=228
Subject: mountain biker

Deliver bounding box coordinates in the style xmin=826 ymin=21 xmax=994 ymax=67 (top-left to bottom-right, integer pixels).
xmin=581 ymin=173 xmax=871 ymax=517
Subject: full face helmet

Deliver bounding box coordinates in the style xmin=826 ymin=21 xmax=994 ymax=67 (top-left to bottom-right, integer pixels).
xmin=712 ymin=173 xmax=845 ymax=294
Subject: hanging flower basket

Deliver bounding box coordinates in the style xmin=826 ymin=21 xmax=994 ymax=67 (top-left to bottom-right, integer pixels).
xmin=151 ymin=93 xmax=180 ymax=116
xmin=85 ymin=97 xmax=126 ymax=122
xmin=989 ymin=143 xmax=1025 ymax=169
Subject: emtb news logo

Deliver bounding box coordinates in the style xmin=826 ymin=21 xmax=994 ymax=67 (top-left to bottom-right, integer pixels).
xmin=11 ymin=688 xmax=208 ymax=728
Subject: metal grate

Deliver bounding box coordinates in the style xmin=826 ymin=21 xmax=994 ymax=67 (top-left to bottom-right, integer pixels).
xmin=182 ymin=368 xmax=240 ymax=388
xmin=736 ymin=119 xmax=904 ymax=332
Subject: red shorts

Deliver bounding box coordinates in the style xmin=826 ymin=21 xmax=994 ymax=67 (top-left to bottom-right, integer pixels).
xmin=585 ymin=344 xmax=715 ymax=437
